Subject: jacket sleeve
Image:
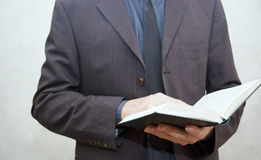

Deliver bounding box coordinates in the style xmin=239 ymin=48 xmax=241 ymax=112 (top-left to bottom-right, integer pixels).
xmin=194 ymin=0 xmax=245 ymax=157
xmin=31 ymin=1 xmax=124 ymax=150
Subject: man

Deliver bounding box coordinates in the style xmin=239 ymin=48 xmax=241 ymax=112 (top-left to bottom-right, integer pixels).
xmin=32 ymin=0 xmax=244 ymax=159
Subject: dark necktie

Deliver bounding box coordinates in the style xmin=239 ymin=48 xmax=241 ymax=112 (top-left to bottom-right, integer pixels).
xmin=143 ymin=0 xmax=164 ymax=94
xmin=142 ymin=0 xmax=173 ymax=157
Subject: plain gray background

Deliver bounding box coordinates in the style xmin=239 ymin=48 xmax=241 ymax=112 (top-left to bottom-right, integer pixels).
xmin=0 ymin=0 xmax=260 ymax=159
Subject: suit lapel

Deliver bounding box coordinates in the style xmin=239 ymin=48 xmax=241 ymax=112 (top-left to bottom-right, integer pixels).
xmin=97 ymin=0 xmax=145 ymax=68
xmin=162 ymin=0 xmax=189 ymax=60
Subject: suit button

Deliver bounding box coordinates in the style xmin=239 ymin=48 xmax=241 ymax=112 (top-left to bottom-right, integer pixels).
xmin=137 ymin=77 xmax=145 ymax=86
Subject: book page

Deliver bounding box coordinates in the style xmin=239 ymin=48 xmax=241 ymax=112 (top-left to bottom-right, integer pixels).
xmin=194 ymin=80 xmax=261 ymax=119
xmin=156 ymin=103 xmax=223 ymax=123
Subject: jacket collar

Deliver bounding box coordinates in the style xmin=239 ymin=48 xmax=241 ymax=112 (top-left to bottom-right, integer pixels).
xmin=97 ymin=0 xmax=189 ymax=66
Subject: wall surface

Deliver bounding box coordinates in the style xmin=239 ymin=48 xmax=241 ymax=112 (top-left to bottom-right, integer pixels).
xmin=0 ymin=0 xmax=260 ymax=159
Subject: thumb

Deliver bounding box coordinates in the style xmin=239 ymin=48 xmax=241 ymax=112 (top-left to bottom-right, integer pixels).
xmin=185 ymin=125 xmax=211 ymax=140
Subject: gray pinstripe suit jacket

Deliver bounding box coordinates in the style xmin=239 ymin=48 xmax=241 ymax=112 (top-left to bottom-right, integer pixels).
xmin=32 ymin=0 xmax=244 ymax=159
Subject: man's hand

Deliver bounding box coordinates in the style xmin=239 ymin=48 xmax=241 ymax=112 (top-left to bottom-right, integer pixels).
xmin=121 ymin=93 xmax=214 ymax=146
xmin=121 ymin=93 xmax=184 ymax=120
xmin=144 ymin=124 xmax=214 ymax=146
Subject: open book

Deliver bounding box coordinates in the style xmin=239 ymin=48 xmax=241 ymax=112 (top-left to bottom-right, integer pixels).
xmin=117 ymin=80 xmax=261 ymax=128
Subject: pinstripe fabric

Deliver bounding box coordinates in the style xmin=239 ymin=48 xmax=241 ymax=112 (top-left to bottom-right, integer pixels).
xmin=162 ymin=0 xmax=189 ymax=60
xmin=32 ymin=0 xmax=244 ymax=159
xmin=96 ymin=0 xmax=145 ymax=68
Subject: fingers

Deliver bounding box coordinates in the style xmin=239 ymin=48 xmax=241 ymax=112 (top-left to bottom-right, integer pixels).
xmin=144 ymin=93 xmax=189 ymax=112
xmin=144 ymin=124 xmax=214 ymax=146
xmin=157 ymin=124 xmax=198 ymax=144
xmin=121 ymin=93 xmax=186 ymax=119
xmin=152 ymin=93 xmax=186 ymax=105
xmin=141 ymin=95 xmax=213 ymax=146
xmin=144 ymin=124 xmax=199 ymax=146
xmin=185 ymin=125 xmax=214 ymax=140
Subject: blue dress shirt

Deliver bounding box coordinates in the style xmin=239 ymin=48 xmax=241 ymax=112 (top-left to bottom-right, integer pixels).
xmin=125 ymin=0 xmax=165 ymax=58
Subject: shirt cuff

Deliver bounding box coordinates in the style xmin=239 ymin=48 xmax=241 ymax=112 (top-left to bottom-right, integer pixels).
xmin=116 ymin=100 xmax=128 ymax=124
xmin=115 ymin=100 xmax=127 ymax=137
